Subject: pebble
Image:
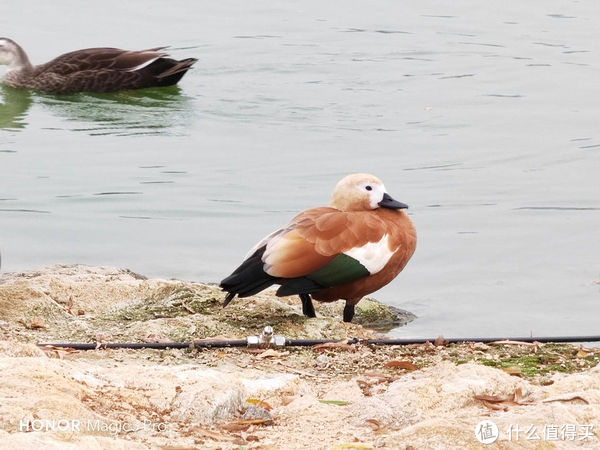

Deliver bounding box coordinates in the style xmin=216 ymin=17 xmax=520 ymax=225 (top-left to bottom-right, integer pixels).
xmin=316 ymin=354 xmax=330 ymax=369
xmin=242 ymin=406 xmax=273 ymax=425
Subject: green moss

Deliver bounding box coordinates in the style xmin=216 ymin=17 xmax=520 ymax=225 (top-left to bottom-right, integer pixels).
xmin=547 ymin=364 xmax=568 ymax=373
xmin=353 ymin=298 xmax=416 ymax=332
xmin=482 ymin=355 xmax=556 ymax=376
xmin=472 ymin=345 xmax=598 ymax=377
xmin=479 ymin=359 xmax=500 ymax=367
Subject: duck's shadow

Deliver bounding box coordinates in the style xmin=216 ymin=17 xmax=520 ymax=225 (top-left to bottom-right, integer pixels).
xmin=1 ymin=84 xmax=194 ymax=136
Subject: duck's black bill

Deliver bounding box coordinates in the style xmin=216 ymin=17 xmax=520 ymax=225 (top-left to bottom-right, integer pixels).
xmin=378 ymin=193 xmax=408 ymax=209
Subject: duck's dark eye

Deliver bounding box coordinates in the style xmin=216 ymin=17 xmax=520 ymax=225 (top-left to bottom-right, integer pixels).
xmin=365 ymin=185 xmax=372 ymax=191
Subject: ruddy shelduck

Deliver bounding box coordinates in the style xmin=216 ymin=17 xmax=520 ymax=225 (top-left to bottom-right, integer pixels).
xmin=220 ymin=173 xmax=417 ymax=322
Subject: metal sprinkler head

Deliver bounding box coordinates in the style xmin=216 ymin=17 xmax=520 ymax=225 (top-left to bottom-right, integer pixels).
xmin=247 ymin=325 xmax=286 ymax=349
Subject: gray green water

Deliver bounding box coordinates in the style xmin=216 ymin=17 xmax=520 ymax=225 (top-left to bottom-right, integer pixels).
xmin=1 ymin=1 xmax=599 ymax=338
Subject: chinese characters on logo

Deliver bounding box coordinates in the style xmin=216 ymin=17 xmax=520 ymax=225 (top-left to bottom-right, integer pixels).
xmin=476 ymin=421 xmax=595 ymax=444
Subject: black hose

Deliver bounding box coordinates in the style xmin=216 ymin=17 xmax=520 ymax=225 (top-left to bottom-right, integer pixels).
xmin=38 ymin=340 xmax=248 ymax=350
xmin=362 ymin=335 xmax=600 ymax=345
xmin=37 ymin=334 xmax=600 ymax=350
xmin=285 ymin=339 xmax=344 ymax=346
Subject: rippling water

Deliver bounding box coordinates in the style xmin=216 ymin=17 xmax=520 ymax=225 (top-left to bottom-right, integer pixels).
xmin=1 ymin=0 xmax=599 ymax=338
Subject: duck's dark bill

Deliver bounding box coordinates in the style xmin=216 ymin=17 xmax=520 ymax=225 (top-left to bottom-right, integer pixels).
xmin=378 ymin=193 xmax=408 ymax=209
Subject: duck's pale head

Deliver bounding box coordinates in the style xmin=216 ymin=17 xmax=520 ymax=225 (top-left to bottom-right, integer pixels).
xmin=0 ymin=38 xmax=30 ymax=69
xmin=329 ymin=173 xmax=408 ymax=212
xmin=0 ymin=38 xmax=17 ymax=66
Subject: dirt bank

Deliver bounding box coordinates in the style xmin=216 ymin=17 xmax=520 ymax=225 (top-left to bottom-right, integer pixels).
xmin=0 ymin=265 xmax=598 ymax=449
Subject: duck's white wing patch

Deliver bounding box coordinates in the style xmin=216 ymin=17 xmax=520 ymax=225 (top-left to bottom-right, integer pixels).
xmin=343 ymin=234 xmax=394 ymax=275
xmin=126 ymin=56 xmax=162 ymax=72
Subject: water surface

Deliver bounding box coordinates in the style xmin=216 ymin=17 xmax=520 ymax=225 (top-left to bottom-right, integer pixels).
xmin=1 ymin=0 xmax=599 ymax=339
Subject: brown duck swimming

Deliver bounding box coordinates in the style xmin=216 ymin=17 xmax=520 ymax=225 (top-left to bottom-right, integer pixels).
xmin=0 ymin=38 xmax=197 ymax=94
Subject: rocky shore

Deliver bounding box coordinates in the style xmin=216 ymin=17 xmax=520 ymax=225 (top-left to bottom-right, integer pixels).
xmin=0 ymin=265 xmax=598 ymax=449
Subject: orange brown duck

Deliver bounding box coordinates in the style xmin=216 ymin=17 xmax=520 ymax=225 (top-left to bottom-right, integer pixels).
xmin=220 ymin=173 xmax=417 ymax=322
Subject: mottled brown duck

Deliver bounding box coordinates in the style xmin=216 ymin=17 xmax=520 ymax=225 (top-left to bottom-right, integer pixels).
xmin=0 ymin=37 xmax=197 ymax=94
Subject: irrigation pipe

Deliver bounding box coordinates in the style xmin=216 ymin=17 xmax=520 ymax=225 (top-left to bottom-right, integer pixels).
xmin=37 ymin=326 xmax=600 ymax=350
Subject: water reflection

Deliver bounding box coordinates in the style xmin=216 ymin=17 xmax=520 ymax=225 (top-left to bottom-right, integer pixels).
xmin=37 ymin=86 xmax=194 ymax=136
xmin=1 ymin=83 xmax=194 ymax=136
xmin=0 ymin=85 xmax=32 ymax=131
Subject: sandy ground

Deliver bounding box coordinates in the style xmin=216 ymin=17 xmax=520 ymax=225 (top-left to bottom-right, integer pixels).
xmin=0 ymin=265 xmax=598 ymax=449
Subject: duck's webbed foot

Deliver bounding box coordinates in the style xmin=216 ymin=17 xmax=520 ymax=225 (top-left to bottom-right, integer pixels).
xmin=299 ymin=293 xmax=316 ymax=318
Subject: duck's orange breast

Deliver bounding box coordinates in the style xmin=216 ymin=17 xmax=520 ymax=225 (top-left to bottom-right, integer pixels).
xmin=311 ymin=208 xmax=416 ymax=303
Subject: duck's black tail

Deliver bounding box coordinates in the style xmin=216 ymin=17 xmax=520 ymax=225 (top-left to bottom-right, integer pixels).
xmin=219 ymin=247 xmax=277 ymax=307
xmin=145 ymin=57 xmax=197 ymax=86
